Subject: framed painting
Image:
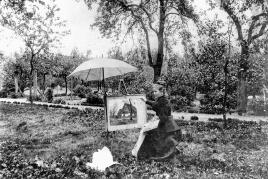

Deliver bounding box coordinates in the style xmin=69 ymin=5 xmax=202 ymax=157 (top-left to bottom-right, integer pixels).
xmin=106 ymin=94 xmax=147 ymax=131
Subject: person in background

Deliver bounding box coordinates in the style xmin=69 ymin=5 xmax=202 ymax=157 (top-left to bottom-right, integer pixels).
xmin=137 ymin=80 xmax=182 ymax=160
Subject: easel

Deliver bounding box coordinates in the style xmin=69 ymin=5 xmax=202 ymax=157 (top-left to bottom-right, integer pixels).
xmin=118 ymin=78 xmax=128 ymax=95
xmin=105 ymin=78 xmax=129 ymax=147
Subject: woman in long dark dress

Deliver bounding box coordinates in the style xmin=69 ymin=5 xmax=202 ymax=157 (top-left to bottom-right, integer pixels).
xmin=137 ymin=81 xmax=181 ymax=160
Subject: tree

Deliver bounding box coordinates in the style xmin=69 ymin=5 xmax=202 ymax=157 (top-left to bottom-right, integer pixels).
xmin=2 ymin=53 xmax=30 ymax=94
xmin=247 ymin=53 xmax=268 ymax=97
xmin=193 ymin=37 xmax=238 ymax=116
xmin=54 ymin=54 xmax=83 ymax=95
xmin=84 ymin=0 xmax=197 ymax=82
xmin=1 ymin=0 xmax=68 ymax=102
xmin=107 ymin=46 xmax=124 ymax=61
xmin=51 ymin=49 xmax=88 ymax=96
xmin=35 ymin=52 xmax=57 ymax=92
xmin=1 ymin=0 xmax=34 ymax=14
xmin=218 ymin=0 xmax=268 ymax=113
xmin=164 ymin=54 xmax=199 ymax=111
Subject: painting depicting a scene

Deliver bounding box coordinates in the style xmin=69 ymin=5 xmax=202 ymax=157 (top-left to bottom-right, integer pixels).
xmin=110 ymin=100 xmax=137 ymax=125
xmin=107 ymin=95 xmax=146 ymax=131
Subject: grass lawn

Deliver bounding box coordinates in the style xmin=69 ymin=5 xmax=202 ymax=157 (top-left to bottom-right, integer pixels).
xmin=1 ymin=103 xmax=268 ymax=178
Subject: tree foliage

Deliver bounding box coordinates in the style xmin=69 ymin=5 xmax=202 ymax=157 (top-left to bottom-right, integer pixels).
xmin=84 ymin=0 xmax=197 ymax=81
xmin=164 ymin=54 xmax=199 ymax=111
xmin=2 ymin=53 xmax=30 ymax=93
xmin=192 ymin=37 xmax=238 ymax=114
xmin=1 ymin=0 xmax=68 ymax=101
xmin=53 ymin=51 xmax=87 ymax=95
xmin=211 ymin=0 xmax=268 ymax=113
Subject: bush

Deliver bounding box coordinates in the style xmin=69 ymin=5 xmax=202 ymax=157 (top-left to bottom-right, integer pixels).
xmin=188 ymin=107 xmax=199 ymax=113
xmin=27 ymin=95 xmax=41 ymax=102
xmin=54 ymin=93 xmax=72 ymax=97
xmin=190 ymin=116 xmax=199 ymax=121
xmin=82 ymin=93 xmax=103 ymax=106
xmin=0 ymin=89 xmax=8 ymax=98
xmin=208 ymin=118 xmax=223 ymax=122
xmin=200 ymin=91 xmax=237 ymax=114
xmin=170 ymin=96 xmax=190 ymax=111
xmin=8 ymin=92 xmax=22 ymax=99
xmin=53 ymin=98 xmax=66 ymax=104
xmin=248 ymin=98 xmax=268 ymax=116
xmin=73 ymin=85 xmax=91 ymax=98
xmin=45 ymin=88 xmax=53 ymax=103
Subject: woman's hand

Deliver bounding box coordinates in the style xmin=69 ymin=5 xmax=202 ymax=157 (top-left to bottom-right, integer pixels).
xmin=140 ymin=98 xmax=146 ymax=102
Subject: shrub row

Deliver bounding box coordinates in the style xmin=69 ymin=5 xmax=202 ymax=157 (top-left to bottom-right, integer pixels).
xmin=0 ymin=100 xmax=99 ymax=111
xmin=176 ymin=118 xmax=260 ymax=131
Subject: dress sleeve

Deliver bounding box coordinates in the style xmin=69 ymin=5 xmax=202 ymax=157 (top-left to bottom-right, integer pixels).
xmin=146 ymin=99 xmax=155 ymax=106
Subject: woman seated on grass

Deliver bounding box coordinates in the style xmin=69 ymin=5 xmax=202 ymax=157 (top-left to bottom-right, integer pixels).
xmin=135 ymin=80 xmax=181 ymax=160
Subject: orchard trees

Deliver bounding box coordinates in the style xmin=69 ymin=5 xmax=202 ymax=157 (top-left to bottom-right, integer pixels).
xmin=54 ymin=52 xmax=86 ymax=96
xmin=2 ymin=52 xmax=30 ymax=94
xmin=1 ymin=0 xmax=68 ymax=101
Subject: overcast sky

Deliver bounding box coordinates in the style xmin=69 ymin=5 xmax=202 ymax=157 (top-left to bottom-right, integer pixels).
xmin=0 ymin=0 xmax=119 ymax=57
xmin=0 ymin=0 xmax=226 ymax=58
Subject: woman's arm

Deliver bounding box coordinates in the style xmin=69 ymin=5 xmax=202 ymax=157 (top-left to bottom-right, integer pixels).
xmin=146 ymin=99 xmax=156 ymax=106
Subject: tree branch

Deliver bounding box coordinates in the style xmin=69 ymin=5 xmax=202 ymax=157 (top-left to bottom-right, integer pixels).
xmin=139 ymin=6 xmax=158 ymax=35
xmin=122 ymin=19 xmax=138 ymax=42
xmin=116 ymin=0 xmax=158 ymax=35
xmin=251 ymin=23 xmax=268 ymax=41
xmin=222 ymin=2 xmax=243 ymax=42
xmin=165 ymin=12 xmax=181 ymax=19
xmin=130 ymin=9 xmax=153 ymax=66
xmin=248 ymin=13 xmax=268 ymax=43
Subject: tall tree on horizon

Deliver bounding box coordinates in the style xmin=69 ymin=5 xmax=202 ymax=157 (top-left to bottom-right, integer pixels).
xmin=84 ymin=0 xmax=198 ymax=82
xmin=218 ymin=0 xmax=268 ymax=113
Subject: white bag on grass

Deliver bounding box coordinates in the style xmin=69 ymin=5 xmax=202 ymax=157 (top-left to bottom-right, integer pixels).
xmin=86 ymin=146 xmax=119 ymax=171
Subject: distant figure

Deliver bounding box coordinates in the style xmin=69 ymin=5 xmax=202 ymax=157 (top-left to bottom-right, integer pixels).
xmin=135 ymin=80 xmax=181 ymax=160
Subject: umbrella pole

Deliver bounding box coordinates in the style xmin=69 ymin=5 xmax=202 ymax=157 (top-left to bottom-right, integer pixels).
xmin=102 ymin=68 xmax=109 ymax=142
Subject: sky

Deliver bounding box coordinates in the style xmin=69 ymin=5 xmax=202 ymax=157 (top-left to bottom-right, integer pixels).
xmin=54 ymin=0 xmax=117 ymax=57
xmin=0 ymin=0 xmax=227 ymax=58
xmin=0 ymin=0 xmax=119 ymax=57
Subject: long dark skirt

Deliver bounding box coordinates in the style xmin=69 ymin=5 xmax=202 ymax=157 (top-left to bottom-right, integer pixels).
xmin=137 ymin=127 xmax=176 ymax=160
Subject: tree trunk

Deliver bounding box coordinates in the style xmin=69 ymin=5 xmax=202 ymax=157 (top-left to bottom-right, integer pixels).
xmin=238 ymin=71 xmax=247 ymax=114
xmin=29 ymin=55 xmax=34 ymax=103
xmin=64 ymin=76 xmax=68 ymax=96
xmin=237 ymin=44 xmax=249 ymax=115
xmin=153 ymin=65 xmax=162 ymax=82
xmin=33 ymin=70 xmax=38 ymax=97
xmin=223 ymin=59 xmax=229 ymax=128
xmin=42 ymin=74 xmax=46 ymax=91
xmin=153 ymin=0 xmax=165 ymax=82
xmin=14 ymin=74 xmax=19 ymax=94
xmin=29 ymin=53 xmax=34 ymax=104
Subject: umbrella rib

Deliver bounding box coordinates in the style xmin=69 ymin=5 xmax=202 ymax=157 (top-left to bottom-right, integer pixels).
xmin=85 ymin=68 xmax=91 ymax=81
xmin=117 ymin=67 xmax=123 ymax=77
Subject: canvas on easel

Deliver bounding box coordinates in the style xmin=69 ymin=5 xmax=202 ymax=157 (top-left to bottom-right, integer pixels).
xmin=106 ymin=94 xmax=147 ymax=131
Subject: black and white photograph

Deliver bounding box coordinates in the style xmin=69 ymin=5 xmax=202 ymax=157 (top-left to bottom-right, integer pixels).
xmin=1 ymin=0 xmax=268 ymax=178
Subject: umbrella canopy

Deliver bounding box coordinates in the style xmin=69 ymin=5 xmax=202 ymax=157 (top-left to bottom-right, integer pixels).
xmin=68 ymin=58 xmax=137 ymax=81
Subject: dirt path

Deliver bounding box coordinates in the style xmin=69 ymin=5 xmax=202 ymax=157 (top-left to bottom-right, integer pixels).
xmin=173 ymin=112 xmax=268 ymax=122
xmin=1 ymin=98 xmax=268 ymax=123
